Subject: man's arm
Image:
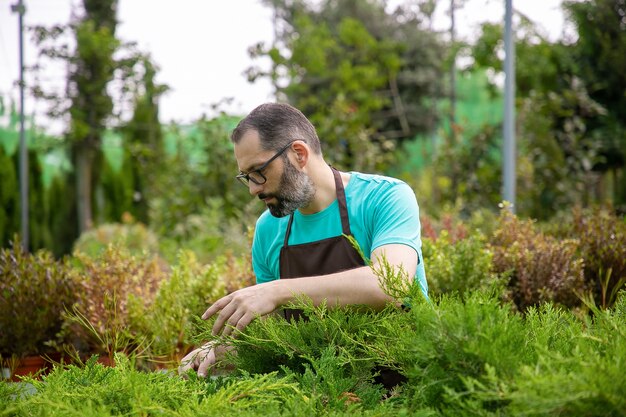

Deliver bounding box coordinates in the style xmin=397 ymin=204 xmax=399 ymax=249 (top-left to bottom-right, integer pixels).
xmin=202 ymin=243 xmax=417 ymax=337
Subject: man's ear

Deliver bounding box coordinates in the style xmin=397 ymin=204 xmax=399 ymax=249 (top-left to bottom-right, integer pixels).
xmin=291 ymin=140 xmax=309 ymax=167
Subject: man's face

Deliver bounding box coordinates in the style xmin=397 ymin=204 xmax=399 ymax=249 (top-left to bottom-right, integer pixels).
xmin=262 ymin=157 xmax=315 ymax=217
xmin=234 ymin=131 xmax=315 ymax=217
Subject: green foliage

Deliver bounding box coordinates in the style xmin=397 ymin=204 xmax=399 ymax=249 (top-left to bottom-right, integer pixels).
xmin=44 ymin=173 xmax=78 ymax=257
xmin=469 ymin=6 xmax=623 ymax=218
xmin=31 ymin=0 xmax=162 ymax=235
xmin=0 ymin=239 xmax=76 ymax=357
xmin=564 ymin=0 xmax=626 ymax=212
xmin=156 ymin=198 xmax=256 ymax=265
xmin=394 ymin=70 xmax=504 ymax=218
xmin=422 ymin=230 xmax=497 ymax=296
xmin=2 ymin=354 xmax=200 ymax=416
xmin=98 ymin=152 xmax=136 ymax=223
xmin=149 ymin=118 xmax=258 ymax=263
xmin=504 ymin=294 xmax=626 ymax=416
xmin=566 ymin=0 xmax=626 ymax=124
xmin=119 ymin=55 xmax=169 ymax=224
xmin=0 ymin=146 xmax=19 ymax=247
xmin=185 ymin=263 xmax=626 ymax=415
xmin=72 ymin=219 xmax=159 ymax=259
xmin=395 ymin=292 xmax=528 ymax=411
xmin=129 ymin=250 xmax=227 ymax=362
xmin=251 ymin=0 xmax=445 ymax=171
xmin=431 ymin=123 xmax=502 ymax=216
xmin=3 ymin=284 xmax=626 ymax=416
xmin=516 ymin=78 xmax=608 ymax=219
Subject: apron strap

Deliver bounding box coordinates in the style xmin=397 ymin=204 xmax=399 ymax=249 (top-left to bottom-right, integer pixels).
xmin=332 ymin=167 xmax=352 ymax=236
xmin=283 ymin=166 xmax=352 ymax=247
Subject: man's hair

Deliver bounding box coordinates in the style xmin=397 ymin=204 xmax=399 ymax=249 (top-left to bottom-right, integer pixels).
xmin=231 ymin=103 xmax=322 ymax=154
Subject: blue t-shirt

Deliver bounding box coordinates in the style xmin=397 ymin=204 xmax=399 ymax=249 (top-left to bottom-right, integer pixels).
xmin=251 ymin=171 xmax=428 ymax=296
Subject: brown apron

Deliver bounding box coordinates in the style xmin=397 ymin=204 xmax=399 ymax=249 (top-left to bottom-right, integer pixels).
xmin=279 ymin=167 xmax=365 ymax=321
xmin=277 ymin=167 xmax=406 ymax=391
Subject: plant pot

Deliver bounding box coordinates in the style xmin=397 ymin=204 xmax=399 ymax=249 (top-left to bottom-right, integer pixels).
xmin=10 ymin=355 xmax=51 ymax=381
xmin=96 ymin=355 xmax=116 ymax=367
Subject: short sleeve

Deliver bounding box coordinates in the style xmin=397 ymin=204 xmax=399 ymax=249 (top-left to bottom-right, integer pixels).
xmin=370 ymin=182 xmax=421 ymax=254
xmin=251 ymin=217 xmax=278 ymax=284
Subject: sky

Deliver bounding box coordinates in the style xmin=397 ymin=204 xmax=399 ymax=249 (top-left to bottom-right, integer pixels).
xmin=0 ymin=0 xmax=570 ymax=134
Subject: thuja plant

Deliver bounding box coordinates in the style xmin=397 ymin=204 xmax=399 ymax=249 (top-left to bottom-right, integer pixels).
xmin=0 ymin=354 xmax=304 ymax=416
xmin=189 ymin=256 xmax=626 ymax=415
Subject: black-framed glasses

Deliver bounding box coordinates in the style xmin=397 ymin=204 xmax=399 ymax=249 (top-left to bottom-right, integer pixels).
xmin=236 ymin=141 xmax=296 ymax=186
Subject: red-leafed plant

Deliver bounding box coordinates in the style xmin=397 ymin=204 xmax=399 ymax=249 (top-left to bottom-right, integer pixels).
xmin=0 ymin=238 xmax=76 ymax=360
xmin=490 ymin=210 xmax=587 ymax=312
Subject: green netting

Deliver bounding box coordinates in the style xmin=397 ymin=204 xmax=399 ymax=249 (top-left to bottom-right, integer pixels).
xmin=395 ymin=69 xmax=504 ymax=174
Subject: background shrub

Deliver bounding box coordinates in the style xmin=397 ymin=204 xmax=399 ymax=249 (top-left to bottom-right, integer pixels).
xmin=64 ymin=245 xmax=168 ymax=359
xmin=72 ymin=216 xmax=160 ymax=258
xmin=422 ymin=230 xmax=497 ymax=296
xmin=0 ymin=239 xmax=76 ymax=358
xmin=489 ymin=210 xmax=587 ymax=311
xmin=129 ymin=250 xmax=228 ymax=363
xmin=569 ymin=207 xmax=626 ymax=308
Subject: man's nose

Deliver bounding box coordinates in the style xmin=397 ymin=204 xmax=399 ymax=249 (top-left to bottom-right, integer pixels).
xmin=248 ymin=181 xmax=263 ymax=196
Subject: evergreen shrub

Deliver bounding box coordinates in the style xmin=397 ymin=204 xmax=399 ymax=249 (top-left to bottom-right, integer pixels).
xmin=3 ymin=290 xmax=626 ymax=416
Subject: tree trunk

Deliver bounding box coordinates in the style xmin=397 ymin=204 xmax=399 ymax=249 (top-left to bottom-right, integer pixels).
xmin=75 ymin=143 xmax=95 ymax=233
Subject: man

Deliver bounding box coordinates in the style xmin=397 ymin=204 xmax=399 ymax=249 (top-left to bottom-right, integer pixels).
xmin=179 ymin=103 xmax=427 ymax=377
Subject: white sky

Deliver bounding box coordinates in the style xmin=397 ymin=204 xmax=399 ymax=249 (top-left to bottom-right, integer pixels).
xmin=0 ymin=0 xmax=569 ymax=134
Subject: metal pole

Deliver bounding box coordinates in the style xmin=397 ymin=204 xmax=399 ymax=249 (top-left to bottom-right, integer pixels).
xmin=503 ymin=0 xmax=516 ymax=212
xmin=12 ymin=0 xmax=28 ymax=250
xmin=450 ymin=0 xmax=456 ymax=130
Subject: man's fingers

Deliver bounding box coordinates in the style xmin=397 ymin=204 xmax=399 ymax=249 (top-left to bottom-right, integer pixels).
xmin=202 ymin=296 xmax=230 ymax=320
xmin=178 ymin=351 xmax=198 ymax=376
xmin=222 ymin=309 xmax=246 ymax=337
xmin=235 ymin=313 xmax=254 ymax=333
xmin=196 ymin=349 xmax=215 ymax=378
xmin=178 ymin=343 xmax=215 ymax=378
xmin=212 ymin=301 xmax=238 ymax=335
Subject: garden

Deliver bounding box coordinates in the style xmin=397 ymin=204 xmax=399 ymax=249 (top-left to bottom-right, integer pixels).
xmin=1 ymin=206 xmax=625 ymax=416
xmin=2 ymin=0 xmax=626 ymax=415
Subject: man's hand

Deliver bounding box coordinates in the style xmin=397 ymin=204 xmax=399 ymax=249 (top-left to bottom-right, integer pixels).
xmin=202 ymin=281 xmax=282 ymax=336
xmin=178 ymin=342 xmax=232 ymax=378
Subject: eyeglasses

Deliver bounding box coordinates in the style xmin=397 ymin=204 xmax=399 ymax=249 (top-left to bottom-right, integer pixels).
xmin=236 ymin=141 xmax=296 ymax=186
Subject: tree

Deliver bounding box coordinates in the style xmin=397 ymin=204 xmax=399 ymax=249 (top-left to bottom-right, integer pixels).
xmin=0 ymin=146 xmax=19 ymax=246
xmin=248 ymin=0 xmax=445 ymax=171
xmin=469 ymin=12 xmax=612 ymax=218
xmin=120 ymin=56 xmax=169 ymax=224
xmin=67 ymin=0 xmax=119 ymax=233
xmin=565 ymin=0 xmax=626 ymax=211
xmin=32 ymin=0 xmax=147 ymax=234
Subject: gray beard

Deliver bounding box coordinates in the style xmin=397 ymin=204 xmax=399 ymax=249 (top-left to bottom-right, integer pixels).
xmin=264 ymin=158 xmax=316 ymax=218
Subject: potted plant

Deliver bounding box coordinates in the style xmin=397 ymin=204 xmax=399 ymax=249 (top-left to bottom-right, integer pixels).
xmin=0 ymin=239 xmax=77 ymax=380
xmin=62 ymin=244 xmax=167 ymax=365
xmin=128 ymin=249 xmax=229 ymax=370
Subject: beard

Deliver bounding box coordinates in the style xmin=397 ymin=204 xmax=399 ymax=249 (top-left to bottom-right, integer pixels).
xmin=260 ymin=158 xmax=316 ymax=218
